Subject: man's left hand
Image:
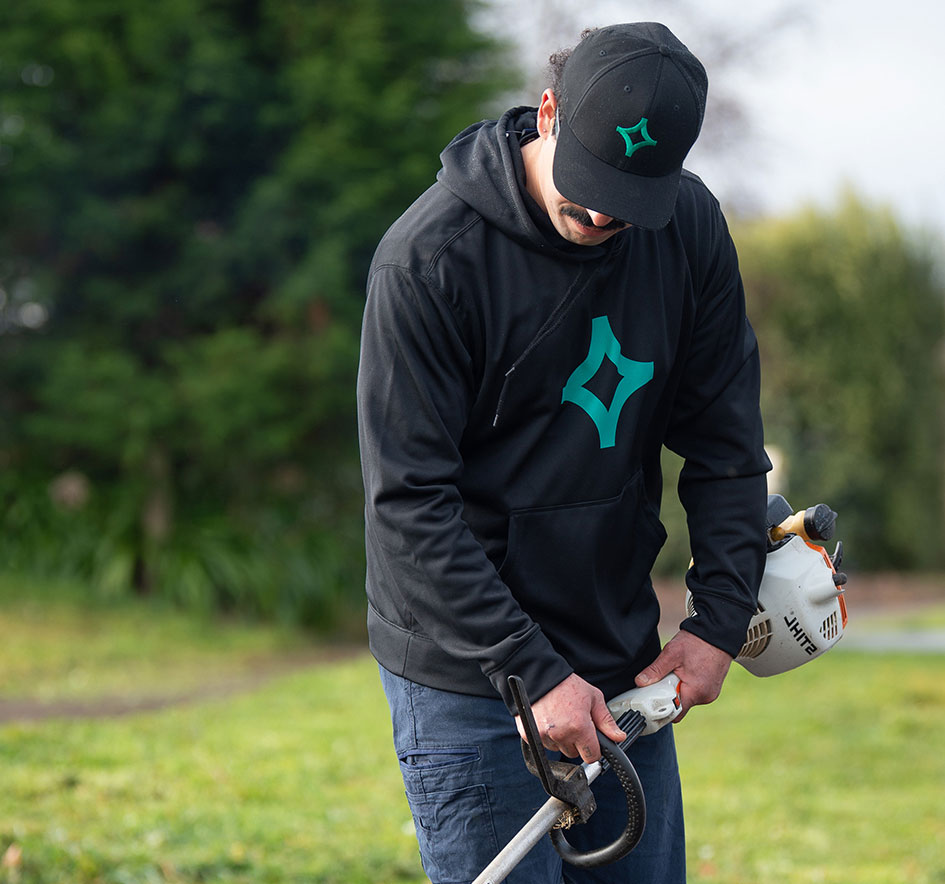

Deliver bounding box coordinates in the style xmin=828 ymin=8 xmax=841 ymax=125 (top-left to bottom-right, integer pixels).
xmin=633 ymin=630 xmax=733 ymax=723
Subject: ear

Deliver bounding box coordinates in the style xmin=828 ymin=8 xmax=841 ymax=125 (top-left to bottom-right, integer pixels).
xmin=536 ymin=89 xmax=558 ymax=140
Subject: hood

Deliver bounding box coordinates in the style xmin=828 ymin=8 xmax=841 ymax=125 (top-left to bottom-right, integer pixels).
xmin=436 ymin=106 xmax=609 ymax=261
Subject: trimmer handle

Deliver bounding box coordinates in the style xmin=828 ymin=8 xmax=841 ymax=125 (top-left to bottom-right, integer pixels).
xmin=606 ymin=674 xmax=681 ymax=736
xmin=767 ymin=494 xmax=837 ymax=544
xmin=508 ymin=675 xmax=648 ymax=869
xmin=549 ymin=731 xmax=646 ymax=868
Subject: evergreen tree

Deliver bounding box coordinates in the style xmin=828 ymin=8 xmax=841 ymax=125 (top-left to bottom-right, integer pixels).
xmin=0 ymin=0 xmax=517 ymax=621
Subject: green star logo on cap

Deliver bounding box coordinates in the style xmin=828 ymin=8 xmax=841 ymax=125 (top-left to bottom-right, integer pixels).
xmin=616 ymin=117 xmax=657 ymax=158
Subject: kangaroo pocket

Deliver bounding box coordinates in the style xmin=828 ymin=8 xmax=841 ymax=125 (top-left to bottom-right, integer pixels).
xmin=498 ymin=471 xmax=666 ymax=680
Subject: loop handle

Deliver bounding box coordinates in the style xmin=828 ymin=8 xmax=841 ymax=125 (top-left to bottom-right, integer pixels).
xmin=550 ymin=733 xmax=646 ymax=867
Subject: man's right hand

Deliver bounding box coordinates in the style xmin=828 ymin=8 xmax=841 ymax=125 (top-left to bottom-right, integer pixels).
xmin=514 ymin=672 xmax=626 ymax=764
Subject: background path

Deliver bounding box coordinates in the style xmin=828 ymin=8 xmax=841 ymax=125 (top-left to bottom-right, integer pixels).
xmin=2 ymin=575 xmax=941 ymax=725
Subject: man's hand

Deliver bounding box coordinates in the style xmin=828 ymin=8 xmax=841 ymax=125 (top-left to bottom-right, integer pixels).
xmin=634 ymin=631 xmax=733 ymax=723
xmin=514 ymin=673 xmax=626 ymax=764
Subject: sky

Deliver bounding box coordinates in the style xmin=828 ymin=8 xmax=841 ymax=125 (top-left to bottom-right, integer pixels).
xmin=485 ymin=0 xmax=945 ymax=239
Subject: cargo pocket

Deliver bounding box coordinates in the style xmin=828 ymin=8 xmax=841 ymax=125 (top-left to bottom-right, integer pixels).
xmin=398 ymin=747 xmax=498 ymax=884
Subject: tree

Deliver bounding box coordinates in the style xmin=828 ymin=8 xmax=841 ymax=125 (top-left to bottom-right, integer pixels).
xmin=0 ymin=0 xmax=518 ymax=623
xmin=736 ymin=193 xmax=945 ymax=570
xmin=479 ymin=0 xmax=808 ymax=216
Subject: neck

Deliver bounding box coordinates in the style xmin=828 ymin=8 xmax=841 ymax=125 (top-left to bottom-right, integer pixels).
xmin=519 ymin=137 xmax=547 ymax=215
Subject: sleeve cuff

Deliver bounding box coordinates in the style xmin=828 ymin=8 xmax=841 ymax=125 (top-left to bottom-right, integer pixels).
xmin=486 ymin=628 xmax=574 ymax=715
xmin=679 ymin=589 xmax=756 ymax=658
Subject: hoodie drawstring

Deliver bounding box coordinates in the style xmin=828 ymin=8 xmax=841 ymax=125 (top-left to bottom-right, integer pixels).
xmin=492 ymin=256 xmax=614 ymax=428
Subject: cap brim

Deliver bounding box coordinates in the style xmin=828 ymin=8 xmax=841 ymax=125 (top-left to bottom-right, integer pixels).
xmin=552 ymin=114 xmax=682 ymax=231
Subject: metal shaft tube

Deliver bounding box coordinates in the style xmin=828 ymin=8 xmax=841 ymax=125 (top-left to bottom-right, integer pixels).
xmin=470 ymin=762 xmax=602 ymax=884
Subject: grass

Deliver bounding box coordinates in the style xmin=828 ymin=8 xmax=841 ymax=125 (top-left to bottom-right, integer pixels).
xmin=852 ymin=603 xmax=945 ymax=632
xmin=0 ymin=573 xmax=314 ymax=702
xmin=0 ymin=659 xmax=422 ymax=884
xmin=677 ymin=655 xmax=945 ymax=883
xmin=0 ymin=573 xmax=418 ymax=884
xmin=1 ymin=661 xmax=421 ymax=884
xmin=1 ymin=573 xmax=944 ymax=883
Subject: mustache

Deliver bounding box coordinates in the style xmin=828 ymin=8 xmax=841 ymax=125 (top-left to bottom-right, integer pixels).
xmin=560 ymin=205 xmax=629 ymax=231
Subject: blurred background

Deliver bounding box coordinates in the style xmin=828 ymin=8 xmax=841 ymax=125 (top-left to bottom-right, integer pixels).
xmin=1 ymin=0 xmax=942 ymax=637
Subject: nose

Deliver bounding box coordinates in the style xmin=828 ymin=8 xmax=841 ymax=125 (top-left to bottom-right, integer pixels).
xmin=586 ymin=210 xmax=615 ymax=228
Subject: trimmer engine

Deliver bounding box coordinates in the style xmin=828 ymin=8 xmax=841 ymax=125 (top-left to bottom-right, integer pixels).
xmin=687 ymin=493 xmax=848 ymax=677
xmin=615 ymin=494 xmax=850 ymax=733
xmin=472 ymin=495 xmax=851 ymax=883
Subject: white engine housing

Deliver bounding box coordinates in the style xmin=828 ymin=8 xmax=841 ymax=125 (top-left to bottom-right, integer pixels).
xmin=687 ymin=534 xmax=847 ymax=677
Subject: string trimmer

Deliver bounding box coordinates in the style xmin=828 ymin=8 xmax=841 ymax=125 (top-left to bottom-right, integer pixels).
xmin=472 ymin=493 xmax=848 ymax=884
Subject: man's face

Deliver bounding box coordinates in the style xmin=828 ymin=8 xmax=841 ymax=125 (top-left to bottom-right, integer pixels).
xmin=524 ymin=92 xmax=631 ymax=246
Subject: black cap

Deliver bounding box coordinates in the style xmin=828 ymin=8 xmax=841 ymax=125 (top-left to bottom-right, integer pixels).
xmin=553 ymin=23 xmax=708 ymax=230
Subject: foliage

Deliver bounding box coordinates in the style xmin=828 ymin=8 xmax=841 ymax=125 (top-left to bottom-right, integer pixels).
xmin=1 ymin=0 xmax=943 ymax=620
xmin=736 ymin=193 xmax=945 ymax=571
xmin=0 ymin=0 xmax=518 ymax=624
xmin=0 ymin=583 xmax=943 ymax=883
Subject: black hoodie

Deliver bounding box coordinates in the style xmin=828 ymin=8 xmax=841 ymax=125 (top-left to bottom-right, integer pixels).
xmin=357 ymin=107 xmax=769 ymax=712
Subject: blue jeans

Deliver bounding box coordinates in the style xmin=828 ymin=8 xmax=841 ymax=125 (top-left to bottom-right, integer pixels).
xmin=379 ymin=666 xmax=685 ymax=884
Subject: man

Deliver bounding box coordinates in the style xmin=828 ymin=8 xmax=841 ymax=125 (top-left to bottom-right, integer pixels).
xmin=357 ymin=22 xmax=769 ymax=884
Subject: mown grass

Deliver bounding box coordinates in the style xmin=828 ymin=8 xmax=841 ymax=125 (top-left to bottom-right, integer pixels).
xmin=0 ymin=573 xmax=314 ymax=702
xmin=677 ymin=653 xmax=945 ymax=883
xmin=1 ymin=574 xmax=944 ymax=883
xmin=854 ymin=603 xmax=945 ymax=632
xmin=1 ymin=660 xmax=421 ymax=884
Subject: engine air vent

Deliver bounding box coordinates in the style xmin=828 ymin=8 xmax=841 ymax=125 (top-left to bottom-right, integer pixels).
xmin=738 ymin=618 xmax=772 ymax=659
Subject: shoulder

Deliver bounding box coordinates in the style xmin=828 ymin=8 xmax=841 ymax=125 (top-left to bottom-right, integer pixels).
xmin=371 ymin=182 xmax=484 ymax=284
xmin=668 ymin=170 xmax=739 ymax=287
xmin=673 ymin=170 xmax=728 ymax=235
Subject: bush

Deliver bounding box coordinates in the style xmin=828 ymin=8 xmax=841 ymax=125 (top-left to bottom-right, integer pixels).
xmin=0 ymin=0 xmax=518 ymax=626
xmin=736 ymin=194 xmax=945 ymax=570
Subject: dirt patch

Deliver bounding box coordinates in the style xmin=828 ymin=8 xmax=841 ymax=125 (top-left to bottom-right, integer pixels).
xmin=0 ymin=644 xmax=366 ymax=726
xmin=3 ymin=575 xmax=941 ymax=725
xmin=653 ymin=572 xmax=943 ymax=636
xmin=839 ymin=572 xmax=944 ymax=612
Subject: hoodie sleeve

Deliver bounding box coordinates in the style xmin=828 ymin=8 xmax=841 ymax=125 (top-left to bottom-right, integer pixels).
xmin=664 ymin=201 xmax=770 ymax=657
xmin=357 ymin=261 xmax=574 ymax=711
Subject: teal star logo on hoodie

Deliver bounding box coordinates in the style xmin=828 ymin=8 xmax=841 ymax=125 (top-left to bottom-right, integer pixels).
xmin=562 ymin=315 xmax=653 ymax=449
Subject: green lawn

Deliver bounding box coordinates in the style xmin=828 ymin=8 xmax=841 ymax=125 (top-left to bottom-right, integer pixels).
xmin=0 ymin=573 xmax=314 ymax=703
xmin=677 ymin=654 xmax=945 ymax=883
xmin=1 ymin=574 xmax=944 ymax=883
